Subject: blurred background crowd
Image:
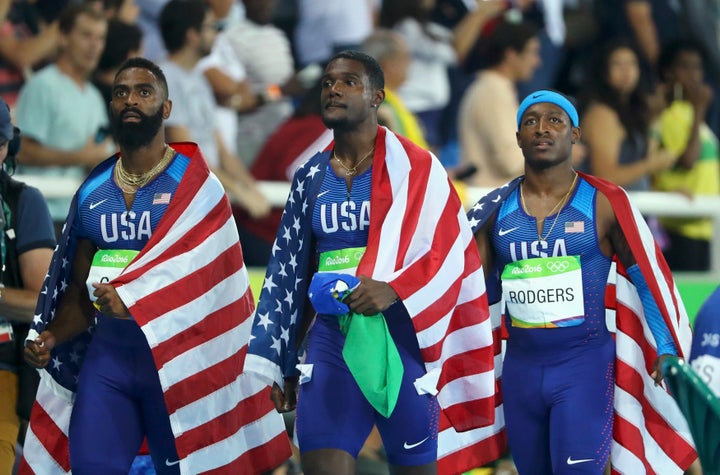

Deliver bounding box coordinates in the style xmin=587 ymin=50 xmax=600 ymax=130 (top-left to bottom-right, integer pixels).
xmin=2 ymin=0 xmax=720 ymax=473
xmin=3 ymin=0 xmax=719 ymax=276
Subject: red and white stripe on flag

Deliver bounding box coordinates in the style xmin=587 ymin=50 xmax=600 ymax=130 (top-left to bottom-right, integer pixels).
xmin=19 ymin=376 xmax=73 ymax=475
xmin=585 ymin=173 xmax=696 ymax=473
xmin=437 ymin=302 xmax=507 ymax=474
xmin=114 ymin=146 xmax=291 ymax=474
xmin=462 ymin=173 xmax=697 ymax=473
xmin=608 ymin=264 xmax=696 ymax=474
xmin=20 ymin=143 xmax=291 ymax=475
xmin=358 ymin=130 xmax=497 ymax=473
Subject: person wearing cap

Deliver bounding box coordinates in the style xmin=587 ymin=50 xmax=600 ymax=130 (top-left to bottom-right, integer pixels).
xmin=467 ymin=90 xmax=696 ymax=473
xmin=0 ymin=97 xmax=55 ymax=474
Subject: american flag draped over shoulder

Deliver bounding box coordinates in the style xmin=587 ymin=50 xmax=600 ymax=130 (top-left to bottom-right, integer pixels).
xmin=585 ymin=173 xmax=696 ymax=474
xmin=20 ymin=142 xmax=290 ymax=475
xmin=466 ymin=173 xmax=697 ymax=473
xmin=244 ymin=127 xmax=497 ymax=474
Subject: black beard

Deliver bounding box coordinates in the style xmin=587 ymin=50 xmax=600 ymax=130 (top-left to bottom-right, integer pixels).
xmin=110 ymin=106 xmax=164 ymax=151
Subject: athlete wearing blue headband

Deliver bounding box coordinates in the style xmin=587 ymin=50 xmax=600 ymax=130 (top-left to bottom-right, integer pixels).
xmin=467 ymin=87 xmax=692 ymax=474
xmin=516 ymin=89 xmax=579 ymax=129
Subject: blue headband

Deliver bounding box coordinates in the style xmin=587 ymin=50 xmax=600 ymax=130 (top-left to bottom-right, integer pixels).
xmin=516 ymin=90 xmax=579 ymax=128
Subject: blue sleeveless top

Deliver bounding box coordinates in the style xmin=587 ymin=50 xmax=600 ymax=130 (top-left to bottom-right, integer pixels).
xmin=73 ymin=153 xmax=188 ymax=249
xmin=312 ymin=164 xmax=372 ymax=253
xmin=492 ymin=177 xmax=613 ymax=356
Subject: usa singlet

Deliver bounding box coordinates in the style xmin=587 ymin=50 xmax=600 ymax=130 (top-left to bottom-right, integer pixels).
xmin=492 ymin=177 xmax=614 ymax=475
xmin=67 ymin=153 xmax=188 ymax=475
xmin=295 ymin=163 xmax=439 ymax=466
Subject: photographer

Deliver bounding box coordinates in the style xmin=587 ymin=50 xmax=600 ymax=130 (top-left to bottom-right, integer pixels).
xmin=0 ymin=97 xmax=55 ymax=473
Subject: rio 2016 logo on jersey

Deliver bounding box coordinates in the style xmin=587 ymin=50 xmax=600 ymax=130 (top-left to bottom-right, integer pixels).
xmin=509 ymin=238 xmax=568 ymax=261
xmin=100 ymin=211 xmax=152 ymax=242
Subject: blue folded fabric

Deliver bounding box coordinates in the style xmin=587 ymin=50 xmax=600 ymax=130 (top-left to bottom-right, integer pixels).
xmin=307 ymin=272 xmax=403 ymax=417
xmin=308 ymin=272 xmax=361 ymax=316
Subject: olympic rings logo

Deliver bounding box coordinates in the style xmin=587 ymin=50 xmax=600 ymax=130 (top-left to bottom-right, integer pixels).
xmin=546 ymin=261 xmax=570 ymax=272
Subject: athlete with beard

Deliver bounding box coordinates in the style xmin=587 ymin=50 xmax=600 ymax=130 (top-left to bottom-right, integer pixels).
xmin=24 ymin=57 xmax=182 ymax=474
xmin=468 ymin=90 xmax=693 ymax=474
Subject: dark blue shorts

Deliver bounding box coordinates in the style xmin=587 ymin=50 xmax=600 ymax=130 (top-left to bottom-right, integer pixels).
xmin=502 ymin=336 xmax=615 ymax=475
xmin=296 ymin=303 xmax=439 ymax=466
xmin=69 ymin=315 xmax=180 ymax=475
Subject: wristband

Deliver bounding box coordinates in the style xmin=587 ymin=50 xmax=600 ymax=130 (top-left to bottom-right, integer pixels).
xmin=626 ymin=264 xmax=678 ymax=356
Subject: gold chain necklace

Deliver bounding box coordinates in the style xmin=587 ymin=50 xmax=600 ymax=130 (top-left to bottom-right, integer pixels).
xmin=333 ymin=147 xmax=374 ymax=177
xmin=115 ymin=145 xmax=175 ymax=194
xmin=520 ymin=172 xmax=578 ymax=241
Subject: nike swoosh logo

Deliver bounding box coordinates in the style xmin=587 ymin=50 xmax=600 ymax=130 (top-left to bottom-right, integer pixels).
xmin=532 ymin=93 xmax=543 ymax=99
xmin=403 ymin=436 xmax=429 ymax=450
xmin=566 ymin=456 xmax=594 ymax=465
xmin=89 ymin=199 xmax=107 ymax=210
xmin=498 ymin=227 xmax=519 ymax=236
xmin=165 ymin=459 xmax=181 ymax=466
xmin=317 ymin=190 xmax=330 ymax=198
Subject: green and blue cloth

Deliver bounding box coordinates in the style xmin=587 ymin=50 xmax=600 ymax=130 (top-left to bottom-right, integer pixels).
xmin=308 ymin=272 xmax=404 ymax=417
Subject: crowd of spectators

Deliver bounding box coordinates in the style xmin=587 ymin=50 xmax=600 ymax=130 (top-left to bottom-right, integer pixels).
xmin=1 ymin=0 xmax=718 ymax=276
xmin=1 ymin=1 xmax=719 ymax=472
